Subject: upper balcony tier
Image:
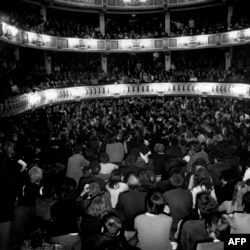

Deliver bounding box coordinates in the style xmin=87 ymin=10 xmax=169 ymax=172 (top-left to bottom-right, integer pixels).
xmin=25 ymin=0 xmax=219 ymax=10
xmin=1 ymin=20 xmax=250 ymax=52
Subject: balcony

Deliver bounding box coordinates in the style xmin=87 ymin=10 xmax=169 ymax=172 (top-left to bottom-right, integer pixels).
xmin=1 ymin=20 xmax=250 ymax=52
xmin=1 ymin=82 xmax=250 ymax=117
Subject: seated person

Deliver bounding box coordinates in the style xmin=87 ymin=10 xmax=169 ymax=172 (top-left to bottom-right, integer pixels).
xmin=135 ymin=191 xmax=172 ymax=250
xmin=100 ymin=153 xmax=118 ymax=175
xmin=195 ymin=213 xmax=230 ymax=250
xmin=180 ymin=192 xmax=218 ymax=250
xmin=163 ymin=173 xmax=193 ymax=240
xmin=116 ymin=173 xmax=147 ymax=232
xmin=86 ymin=212 xmax=139 ymax=250
xmin=78 ymin=181 xmax=112 ymax=211
xmin=227 ymin=191 xmax=250 ymax=234
xmin=79 ymin=160 xmax=106 ymax=191
xmin=106 ymin=170 xmax=128 ymax=208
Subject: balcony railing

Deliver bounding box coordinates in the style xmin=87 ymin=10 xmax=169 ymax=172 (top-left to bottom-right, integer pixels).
xmin=1 ymin=82 xmax=250 ymax=117
xmin=54 ymin=0 xmax=103 ymax=7
xmin=107 ymin=0 xmax=163 ymax=8
xmin=48 ymin=0 xmax=215 ymax=8
xmin=168 ymin=0 xmax=215 ymax=6
xmin=1 ymin=21 xmax=250 ymax=52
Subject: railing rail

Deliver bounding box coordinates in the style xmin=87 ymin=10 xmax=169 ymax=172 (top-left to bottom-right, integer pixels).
xmin=1 ymin=21 xmax=250 ymax=52
xmin=168 ymin=0 xmax=215 ymax=6
xmin=1 ymin=82 xmax=250 ymax=117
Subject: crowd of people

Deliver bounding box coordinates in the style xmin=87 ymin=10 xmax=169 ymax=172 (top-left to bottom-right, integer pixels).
xmin=1 ymin=96 xmax=250 ymax=250
xmin=170 ymin=10 xmax=250 ymax=37
xmin=1 ymin=1 xmax=250 ymax=39
xmin=1 ymin=48 xmax=250 ymax=99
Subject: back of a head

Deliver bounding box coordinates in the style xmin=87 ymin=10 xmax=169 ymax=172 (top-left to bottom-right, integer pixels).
xmin=101 ymin=212 xmax=122 ymax=237
xmin=87 ymin=195 xmax=108 ymax=218
xmin=126 ymin=172 xmax=140 ymax=190
xmin=194 ymin=167 xmax=213 ymax=191
xmin=169 ymin=173 xmax=184 ymax=188
xmin=243 ymin=191 xmax=250 ymax=213
xmin=189 ymin=141 xmax=201 ymax=153
xmin=100 ymin=153 xmax=110 ymax=164
xmin=124 ymin=154 xmax=136 ymax=167
xmin=90 ymin=160 xmax=101 ymax=176
xmin=196 ymin=192 xmax=218 ymax=219
xmin=232 ymin=181 xmax=250 ymax=205
xmin=57 ymin=177 xmax=76 ymax=200
xmin=88 ymin=181 xmax=101 ymax=196
xmin=73 ymin=145 xmax=82 ymax=154
xmin=193 ymin=158 xmax=207 ymax=169
xmin=146 ymin=191 xmax=165 ymax=215
xmin=28 ymin=164 xmax=43 ymax=184
xmin=138 ymin=169 xmax=151 ymax=184
xmin=4 ymin=141 xmax=15 ymax=158
xmin=154 ymin=143 xmax=165 ymax=153
xmin=108 ymin=169 xmax=122 ymax=189
xmin=206 ymin=213 xmax=230 ymax=241
xmin=90 ymin=137 xmax=99 ymax=150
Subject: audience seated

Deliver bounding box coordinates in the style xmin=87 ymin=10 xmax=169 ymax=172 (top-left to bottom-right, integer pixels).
xmin=1 ymin=95 xmax=250 ymax=249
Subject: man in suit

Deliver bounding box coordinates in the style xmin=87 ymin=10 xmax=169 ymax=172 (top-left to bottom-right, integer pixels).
xmin=163 ymin=173 xmax=193 ymax=240
xmin=116 ymin=172 xmax=147 ymax=241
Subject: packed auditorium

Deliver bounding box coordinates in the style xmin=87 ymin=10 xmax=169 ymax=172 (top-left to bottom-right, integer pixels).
xmin=1 ymin=0 xmax=250 ymax=250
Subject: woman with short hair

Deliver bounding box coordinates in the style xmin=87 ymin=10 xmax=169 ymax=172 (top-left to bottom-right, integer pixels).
xmin=81 ymin=195 xmax=110 ymax=245
xmin=134 ymin=191 xmax=172 ymax=250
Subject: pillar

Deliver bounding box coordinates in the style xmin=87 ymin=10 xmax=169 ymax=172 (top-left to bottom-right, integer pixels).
xmin=225 ymin=47 xmax=233 ymax=71
xmin=227 ymin=5 xmax=234 ymax=29
xmin=44 ymin=51 xmax=51 ymax=75
xmin=40 ymin=6 xmax=47 ymax=21
xmin=101 ymin=53 xmax=107 ymax=73
xmin=165 ymin=11 xmax=170 ymax=35
xmin=165 ymin=51 xmax=171 ymax=71
xmin=99 ymin=13 xmax=105 ymax=37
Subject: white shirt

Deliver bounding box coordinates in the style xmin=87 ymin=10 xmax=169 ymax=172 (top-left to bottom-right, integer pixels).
xmin=100 ymin=162 xmax=118 ymax=174
xmin=106 ymin=182 xmax=128 ymax=208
